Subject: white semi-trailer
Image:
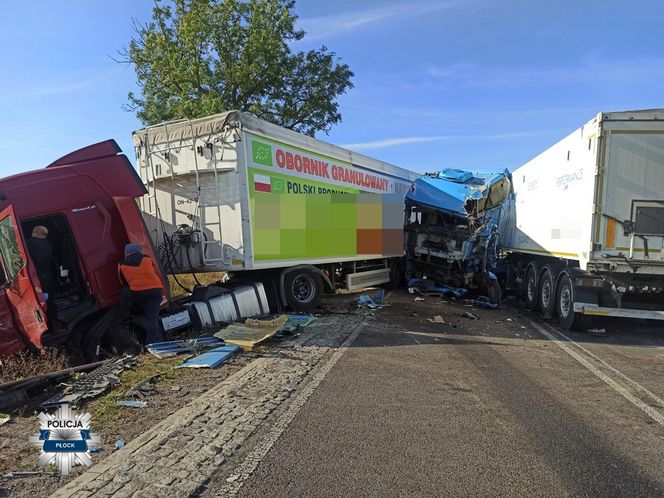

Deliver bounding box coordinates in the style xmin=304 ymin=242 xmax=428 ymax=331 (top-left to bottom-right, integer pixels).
xmin=499 ymin=109 xmax=664 ymax=329
xmin=133 ymin=111 xmax=419 ymax=311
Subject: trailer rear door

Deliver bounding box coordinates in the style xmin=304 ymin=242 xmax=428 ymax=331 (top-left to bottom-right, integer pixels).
xmin=0 ymin=205 xmax=48 ymax=348
xmin=595 ymin=117 xmax=664 ymax=267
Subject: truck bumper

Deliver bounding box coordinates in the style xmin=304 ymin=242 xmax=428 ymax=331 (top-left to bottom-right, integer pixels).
xmin=574 ymin=302 xmax=664 ymax=321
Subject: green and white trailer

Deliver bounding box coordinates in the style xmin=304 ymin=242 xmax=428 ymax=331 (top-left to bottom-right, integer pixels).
xmin=133 ymin=111 xmax=419 ymax=310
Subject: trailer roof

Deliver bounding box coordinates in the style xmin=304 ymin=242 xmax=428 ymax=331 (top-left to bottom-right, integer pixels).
xmin=133 ymin=111 xmax=421 ymax=182
xmin=601 ymin=109 xmax=664 ymax=121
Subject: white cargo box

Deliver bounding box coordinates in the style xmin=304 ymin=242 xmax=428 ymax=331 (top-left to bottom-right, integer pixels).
xmin=133 ymin=111 xmax=419 ymax=274
xmin=500 ymin=109 xmax=664 ymax=275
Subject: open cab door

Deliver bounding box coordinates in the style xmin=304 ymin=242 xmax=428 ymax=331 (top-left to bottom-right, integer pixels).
xmin=0 ymin=205 xmax=48 ymax=348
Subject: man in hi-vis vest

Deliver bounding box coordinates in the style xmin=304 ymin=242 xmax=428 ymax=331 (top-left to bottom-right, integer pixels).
xmin=118 ymin=243 xmax=165 ymax=344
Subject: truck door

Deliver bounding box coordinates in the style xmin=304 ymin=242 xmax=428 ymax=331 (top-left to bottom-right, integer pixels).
xmin=0 ymin=206 xmax=48 ymax=348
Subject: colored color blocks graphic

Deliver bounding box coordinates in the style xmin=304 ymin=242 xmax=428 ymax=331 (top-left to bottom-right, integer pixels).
xmin=249 ymin=168 xmax=405 ymax=261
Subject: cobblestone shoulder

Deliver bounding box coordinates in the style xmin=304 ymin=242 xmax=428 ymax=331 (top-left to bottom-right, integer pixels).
xmin=51 ymin=315 xmax=361 ymax=498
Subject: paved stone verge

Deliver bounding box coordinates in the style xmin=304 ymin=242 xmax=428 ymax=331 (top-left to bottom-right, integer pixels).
xmin=51 ymin=315 xmax=361 ymax=498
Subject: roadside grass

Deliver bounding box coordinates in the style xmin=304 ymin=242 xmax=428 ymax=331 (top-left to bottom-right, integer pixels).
xmin=168 ymin=272 xmax=226 ymax=299
xmin=90 ymin=354 xmax=185 ymax=430
xmin=0 ymin=348 xmax=71 ymax=384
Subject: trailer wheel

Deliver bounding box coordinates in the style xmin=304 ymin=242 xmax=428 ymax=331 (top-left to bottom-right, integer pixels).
xmin=385 ymin=258 xmax=405 ymax=289
xmin=284 ymin=269 xmax=323 ymax=311
xmin=538 ymin=267 xmax=556 ymax=318
xmin=525 ymin=266 xmax=539 ymax=310
xmin=556 ymin=274 xmax=591 ymax=331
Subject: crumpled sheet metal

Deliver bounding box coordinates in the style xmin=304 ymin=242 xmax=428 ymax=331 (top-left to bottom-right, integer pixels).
xmin=406 ymin=168 xmax=511 ymax=216
xmin=214 ymin=315 xmax=288 ymax=351
xmin=41 ymin=356 xmax=136 ymax=409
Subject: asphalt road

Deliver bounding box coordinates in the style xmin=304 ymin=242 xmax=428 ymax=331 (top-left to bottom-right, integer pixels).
xmin=237 ymin=293 xmax=664 ymax=497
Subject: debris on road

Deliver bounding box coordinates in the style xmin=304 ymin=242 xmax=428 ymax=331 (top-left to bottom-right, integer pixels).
xmin=126 ymin=376 xmax=158 ymax=399
xmin=461 ymin=311 xmax=480 ymax=320
xmin=427 ymin=315 xmax=446 ymax=324
xmin=2 ymin=471 xmax=54 ymax=478
xmin=41 ymin=356 xmax=137 ymax=409
xmin=414 ymin=297 xmax=425 ymax=302
xmin=117 ymin=400 xmax=148 ymax=409
xmin=472 ymin=296 xmax=500 ymax=310
xmin=282 ymin=314 xmax=317 ymax=333
xmin=215 ymin=315 xmax=288 ymax=351
xmin=358 ymin=289 xmax=386 ymax=309
xmin=147 ymin=336 xmax=225 ymax=358
xmin=178 ymin=345 xmax=242 ymax=369
xmin=589 ymin=328 xmax=607 ymax=336
xmin=0 ymin=414 xmax=10 ymax=426
xmin=114 ymin=439 xmax=125 ymax=450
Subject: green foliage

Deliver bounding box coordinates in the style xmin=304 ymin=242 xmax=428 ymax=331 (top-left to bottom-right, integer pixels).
xmin=121 ymin=0 xmax=354 ymax=135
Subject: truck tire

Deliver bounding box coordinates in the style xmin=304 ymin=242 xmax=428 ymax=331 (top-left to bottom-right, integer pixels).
xmin=525 ymin=266 xmax=539 ymax=310
xmin=385 ymin=258 xmax=405 ymax=289
xmin=556 ymin=273 xmax=591 ymax=331
xmin=538 ymin=267 xmax=556 ymax=318
xmin=284 ymin=269 xmax=323 ymax=311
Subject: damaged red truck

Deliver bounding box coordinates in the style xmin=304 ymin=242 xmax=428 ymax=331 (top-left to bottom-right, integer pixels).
xmin=0 ymin=140 xmax=167 ymax=357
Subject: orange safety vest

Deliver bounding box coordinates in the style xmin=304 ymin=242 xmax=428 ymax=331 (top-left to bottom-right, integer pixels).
xmin=118 ymin=256 xmax=163 ymax=292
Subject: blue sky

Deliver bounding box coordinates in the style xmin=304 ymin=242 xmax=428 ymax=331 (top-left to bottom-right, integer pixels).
xmin=2 ymin=0 xmax=664 ymax=177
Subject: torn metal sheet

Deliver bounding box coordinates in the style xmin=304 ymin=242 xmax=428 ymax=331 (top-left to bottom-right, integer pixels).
xmin=406 ymin=168 xmax=511 ymax=217
xmin=41 ymin=356 xmax=136 ymax=409
xmin=147 ymin=336 xmax=225 ymax=358
xmin=214 ymin=315 xmax=288 ymax=351
xmin=282 ymin=314 xmax=317 ymax=333
xmin=126 ymin=376 xmax=158 ymax=399
xmin=177 ymin=345 xmax=241 ymax=369
xmin=117 ymin=400 xmax=148 ymax=408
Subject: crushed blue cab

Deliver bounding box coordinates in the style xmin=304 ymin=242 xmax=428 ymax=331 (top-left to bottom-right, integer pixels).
xmin=177 ymin=345 xmax=242 ymax=369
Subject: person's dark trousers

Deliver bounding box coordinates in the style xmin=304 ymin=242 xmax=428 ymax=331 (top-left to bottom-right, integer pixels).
xmin=120 ymin=286 xmax=165 ymax=344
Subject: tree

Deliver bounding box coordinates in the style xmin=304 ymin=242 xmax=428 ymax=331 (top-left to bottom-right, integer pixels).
xmin=120 ymin=0 xmax=354 ymax=135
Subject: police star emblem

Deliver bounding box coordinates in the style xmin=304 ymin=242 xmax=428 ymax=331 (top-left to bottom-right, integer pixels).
xmin=30 ymin=404 xmax=100 ymax=475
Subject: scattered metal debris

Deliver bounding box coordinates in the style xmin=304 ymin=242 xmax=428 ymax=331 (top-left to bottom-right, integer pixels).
xmin=215 ymin=315 xmax=288 ymax=351
xmin=281 ymin=314 xmax=317 ymax=333
xmin=2 ymin=471 xmax=55 ymax=478
xmin=461 ymin=312 xmax=480 ymax=320
xmin=0 ymin=414 xmax=10 ymax=426
xmin=126 ymin=376 xmax=158 ymax=399
xmin=358 ymin=290 xmax=385 ymax=309
xmin=146 ymin=336 xmax=225 ymax=359
xmin=414 ymin=297 xmax=425 ymax=302
xmin=41 ymin=356 xmax=136 ymax=409
xmin=117 ymin=400 xmax=148 ymax=409
xmin=177 ymin=346 xmax=242 ymax=369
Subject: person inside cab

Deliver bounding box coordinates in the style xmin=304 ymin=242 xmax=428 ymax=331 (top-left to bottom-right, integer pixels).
xmin=118 ymin=243 xmax=165 ymax=344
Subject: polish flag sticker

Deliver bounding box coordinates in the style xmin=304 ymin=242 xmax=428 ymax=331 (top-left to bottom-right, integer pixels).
xmin=254 ymin=174 xmax=272 ymax=193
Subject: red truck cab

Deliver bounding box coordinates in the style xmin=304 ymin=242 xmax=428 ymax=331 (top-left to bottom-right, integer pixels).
xmin=0 ymin=140 xmax=167 ymax=356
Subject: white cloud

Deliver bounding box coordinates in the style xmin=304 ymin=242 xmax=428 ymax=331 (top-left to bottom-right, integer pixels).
xmin=341 ymin=130 xmax=553 ymax=150
xmin=299 ymin=1 xmax=465 ymax=41
xmin=425 ymin=57 xmax=664 ymax=88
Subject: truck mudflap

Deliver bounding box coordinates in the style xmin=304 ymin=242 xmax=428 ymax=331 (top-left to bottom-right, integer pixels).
xmin=574 ymin=302 xmax=664 ymax=321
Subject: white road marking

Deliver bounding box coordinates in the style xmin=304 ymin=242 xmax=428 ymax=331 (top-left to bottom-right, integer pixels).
xmin=530 ymin=321 xmax=664 ymax=428
xmin=218 ymin=324 xmax=364 ymax=497
xmin=552 ymin=326 xmax=664 ymax=407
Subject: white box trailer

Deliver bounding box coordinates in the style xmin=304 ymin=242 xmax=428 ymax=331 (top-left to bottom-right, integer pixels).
xmin=133 ymin=111 xmax=419 ymax=310
xmin=499 ymin=109 xmax=664 ymax=329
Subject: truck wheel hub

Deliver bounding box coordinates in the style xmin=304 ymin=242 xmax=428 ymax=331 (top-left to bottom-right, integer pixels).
xmin=292 ymin=274 xmax=315 ymax=303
